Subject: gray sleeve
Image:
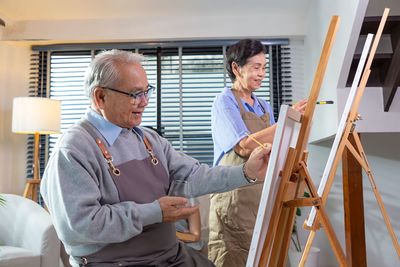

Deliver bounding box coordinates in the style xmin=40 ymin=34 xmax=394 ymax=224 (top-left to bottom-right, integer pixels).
xmin=41 ymin=146 xmax=162 ymax=246
xmin=160 ymin=139 xmax=249 ymax=197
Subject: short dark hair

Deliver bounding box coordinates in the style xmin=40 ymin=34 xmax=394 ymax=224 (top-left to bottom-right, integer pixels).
xmin=226 ymin=39 xmax=266 ymax=82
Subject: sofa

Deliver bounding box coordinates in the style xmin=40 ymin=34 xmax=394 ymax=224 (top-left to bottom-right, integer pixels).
xmin=0 ymin=194 xmax=60 ymax=267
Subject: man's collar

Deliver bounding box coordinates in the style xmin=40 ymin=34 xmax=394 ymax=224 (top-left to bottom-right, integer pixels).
xmin=85 ymin=108 xmax=123 ymax=146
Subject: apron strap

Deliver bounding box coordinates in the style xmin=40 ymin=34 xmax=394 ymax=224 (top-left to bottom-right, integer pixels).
xmin=232 ymin=88 xmax=267 ymax=116
xmin=231 ymin=89 xmax=247 ymax=117
xmin=80 ymin=120 xmax=121 ymax=176
xmin=80 ymin=120 xmax=159 ymax=170
xmin=143 ymin=136 xmax=159 ymax=165
xmin=95 ymin=138 xmax=121 ymax=176
xmin=231 ymin=89 xmax=271 ymax=131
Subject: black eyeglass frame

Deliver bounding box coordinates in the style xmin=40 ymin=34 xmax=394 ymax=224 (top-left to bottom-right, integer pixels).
xmin=102 ymin=84 xmax=155 ymax=101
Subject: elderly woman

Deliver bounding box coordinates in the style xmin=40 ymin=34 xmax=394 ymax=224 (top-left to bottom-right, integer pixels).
xmin=208 ymin=39 xmax=306 ymax=267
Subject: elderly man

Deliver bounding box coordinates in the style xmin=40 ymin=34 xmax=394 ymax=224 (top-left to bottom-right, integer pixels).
xmin=41 ymin=49 xmax=270 ymax=267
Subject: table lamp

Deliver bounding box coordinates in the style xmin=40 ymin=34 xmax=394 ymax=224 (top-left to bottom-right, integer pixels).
xmin=12 ymin=97 xmax=61 ymax=202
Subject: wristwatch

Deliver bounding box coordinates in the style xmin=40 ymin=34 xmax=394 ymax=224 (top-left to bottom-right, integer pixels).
xmin=243 ymin=163 xmax=257 ymax=183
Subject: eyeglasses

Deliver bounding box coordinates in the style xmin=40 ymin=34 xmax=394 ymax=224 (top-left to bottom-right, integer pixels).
xmin=102 ymin=84 xmax=155 ymax=103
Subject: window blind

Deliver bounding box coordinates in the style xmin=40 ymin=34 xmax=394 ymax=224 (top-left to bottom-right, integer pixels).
xmin=27 ymin=51 xmax=49 ymax=180
xmin=270 ymin=45 xmax=293 ymax=119
xmin=160 ymin=48 xmax=224 ymax=164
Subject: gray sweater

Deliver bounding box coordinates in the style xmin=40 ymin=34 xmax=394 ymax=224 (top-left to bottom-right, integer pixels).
xmin=41 ymin=112 xmax=249 ymax=264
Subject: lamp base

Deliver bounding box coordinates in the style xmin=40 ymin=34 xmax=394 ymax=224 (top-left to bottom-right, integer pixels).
xmin=23 ymin=179 xmax=41 ymax=202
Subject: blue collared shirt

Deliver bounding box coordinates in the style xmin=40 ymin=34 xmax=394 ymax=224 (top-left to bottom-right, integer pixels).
xmin=85 ymin=107 xmax=143 ymax=146
xmin=211 ymin=87 xmax=275 ymax=166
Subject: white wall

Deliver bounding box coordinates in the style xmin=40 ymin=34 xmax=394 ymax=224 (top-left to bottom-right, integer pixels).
xmin=2 ymin=1 xmax=309 ymax=42
xmin=305 ymin=133 xmax=400 ymax=267
xmin=3 ymin=16 xmax=305 ymax=42
xmin=0 ymin=42 xmax=31 ymax=194
xmin=366 ymin=0 xmax=400 ymax=15
xmin=335 ymin=1 xmax=400 ymax=133
xmin=338 ymin=87 xmax=400 ymax=132
xmin=290 ymin=38 xmax=306 ymax=101
xmin=304 ymin=0 xmax=369 ymax=142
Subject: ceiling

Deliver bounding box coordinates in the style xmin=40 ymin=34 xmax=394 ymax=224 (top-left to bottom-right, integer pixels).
xmin=0 ymin=0 xmax=311 ymax=23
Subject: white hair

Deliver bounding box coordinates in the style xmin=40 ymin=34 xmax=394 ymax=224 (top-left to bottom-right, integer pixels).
xmin=84 ymin=49 xmax=145 ymax=99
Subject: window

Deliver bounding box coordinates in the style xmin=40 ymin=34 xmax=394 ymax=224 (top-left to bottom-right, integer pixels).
xmin=27 ymin=40 xmax=292 ymax=183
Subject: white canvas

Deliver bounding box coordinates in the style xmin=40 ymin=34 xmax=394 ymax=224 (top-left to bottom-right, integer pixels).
xmin=247 ymin=105 xmax=302 ymax=267
xmin=306 ymin=33 xmax=374 ymax=227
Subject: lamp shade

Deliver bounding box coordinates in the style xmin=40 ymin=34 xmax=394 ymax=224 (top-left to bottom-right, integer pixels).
xmin=12 ymin=97 xmax=61 ymax=134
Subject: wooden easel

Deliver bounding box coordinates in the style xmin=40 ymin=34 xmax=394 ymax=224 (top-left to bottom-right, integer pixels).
xmin=302 ymin=8 xmax=400 ymax=265
xmin=254 ymin=15 xmax=348 ymax=267
xmin=23 ymin=132 xmax=41 ymax=202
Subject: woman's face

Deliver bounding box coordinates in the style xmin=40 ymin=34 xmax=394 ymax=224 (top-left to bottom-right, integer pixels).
xmin=236 ymin=52 xmax=266 ymax=91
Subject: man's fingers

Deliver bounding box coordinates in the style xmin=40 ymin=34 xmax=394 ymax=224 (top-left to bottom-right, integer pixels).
xmin=178 ymin=206 xmax=199 ymax=218
xmin=165 ymin=196 xmax=188 ymax=206
xmin=165 ymin=206 xmax=198 ymax=222
xmin=159 ymin=196 xmax=199 ymax=222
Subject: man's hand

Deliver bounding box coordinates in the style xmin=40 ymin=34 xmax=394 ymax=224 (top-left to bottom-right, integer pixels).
xmin=293 ymin=99 xmax=308 ymax=114
xmin=245 ymin=144 xmax=272 ymax=181
xmin=158 ymin=196 xmax=199 ymax=223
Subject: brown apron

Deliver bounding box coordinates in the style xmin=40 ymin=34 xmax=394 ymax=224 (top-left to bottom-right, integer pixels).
xmin=78 ymin=122 xmax=214 ymax=267
xmin=208 ymin=91 xmax=271 ymax=267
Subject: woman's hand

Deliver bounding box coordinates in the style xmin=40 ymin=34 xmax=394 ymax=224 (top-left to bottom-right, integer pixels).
xmin=293 ymin=99 xmax=308 ymax=114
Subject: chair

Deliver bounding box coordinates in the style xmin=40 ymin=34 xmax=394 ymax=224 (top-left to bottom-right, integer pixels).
xmin=176 ymin=209 xmax=201 ymax=243
xmin=0 ymin=194 xmax=60 ymax=267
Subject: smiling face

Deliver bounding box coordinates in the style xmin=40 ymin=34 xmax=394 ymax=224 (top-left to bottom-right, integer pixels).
xmin=234 ymin=52 xmax=266 ymax=92
xmin=93 ymin=62 xmax=150 ymax=128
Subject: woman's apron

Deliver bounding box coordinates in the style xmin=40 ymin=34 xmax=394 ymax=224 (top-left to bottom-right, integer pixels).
xmin=77 ymin=122 xmax=214 ymax=267
xmin=208 ymin=91 xmax=271 ymax=267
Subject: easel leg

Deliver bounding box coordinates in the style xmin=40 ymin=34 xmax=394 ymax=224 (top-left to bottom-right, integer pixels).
xmin=343 ymin=133 xmax=367 ymax=266
xmin=268 ymin=193 xmax=298 ymax=266
xmin=318 ymin=207 xmax=347 ymax=266
xmin=276 ymin=207 xmax=297 ymax=267
xmin=350 ymin=132 xmax=400 ymax=257
xmin=301 ymin=164 xmax=347 ymax=266
xmin=300 ymin=230 xmax=316 ymax=267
